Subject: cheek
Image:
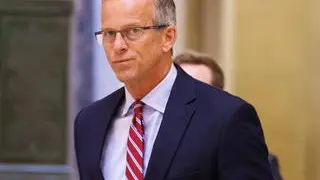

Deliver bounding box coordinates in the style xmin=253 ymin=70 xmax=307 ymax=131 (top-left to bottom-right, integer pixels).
xmin=128 ymin=35 xmax=162 ymax=66
xmin=142 ymin=40 xmax=162 ymax=59
xmin=104 ymin=48 xmax=118 ymax=63
xmin=103 ymin=47 xmax=112 ymax=59
xmin=137 ymin=34 xmax=161 ymax=51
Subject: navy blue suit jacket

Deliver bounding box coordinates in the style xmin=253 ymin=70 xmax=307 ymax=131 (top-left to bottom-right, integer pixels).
xmin=74 ymin=65 xmax=274 ymax=180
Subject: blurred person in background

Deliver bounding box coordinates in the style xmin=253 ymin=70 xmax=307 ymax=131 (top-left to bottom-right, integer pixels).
xmin=74 ymin=0 xmax=274 ymax=179
xmin=174 ymin=51 xmax=224 ymax=89
xmin=175 ymin=51 xmax=283 ymax=180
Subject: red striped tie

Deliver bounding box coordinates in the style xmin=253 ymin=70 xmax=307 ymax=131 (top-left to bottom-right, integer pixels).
xmin=126 ymin=100 xmax=144 ymax=180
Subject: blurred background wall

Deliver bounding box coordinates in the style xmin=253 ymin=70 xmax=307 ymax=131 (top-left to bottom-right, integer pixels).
xmin=176 ymin=0 xmax=320 ymax=180
xmin=0 ymin=0 xmax=73 ymax=179
xmin=0 ymin=0 xmax=319 ymax=179
xmin=233 ymin=1 xmax=320 ymax=180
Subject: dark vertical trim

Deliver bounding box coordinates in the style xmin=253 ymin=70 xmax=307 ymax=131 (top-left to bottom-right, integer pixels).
xmin=0 ymin=15 xmax=3 ymax=148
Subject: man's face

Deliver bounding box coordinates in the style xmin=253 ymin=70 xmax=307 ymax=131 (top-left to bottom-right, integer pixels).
xmin=101 ymin=0 xmax=171 ymax=84
xmin=180 ymin=63 xmax=213 ymax=85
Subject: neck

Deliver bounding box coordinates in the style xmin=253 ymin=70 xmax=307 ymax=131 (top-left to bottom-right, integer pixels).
xmin=125 ymin=57 xmax=172 ymax=100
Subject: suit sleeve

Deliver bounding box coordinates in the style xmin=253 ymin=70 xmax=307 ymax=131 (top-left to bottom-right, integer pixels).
xmin=74 ymin=109 xmax=91 ymax=180
xmin=217 ymin=103 xmax=274 ymax=180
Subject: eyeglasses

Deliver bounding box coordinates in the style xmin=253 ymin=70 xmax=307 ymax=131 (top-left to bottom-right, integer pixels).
xmin=95 ymin=24 xmax=168 ymax=45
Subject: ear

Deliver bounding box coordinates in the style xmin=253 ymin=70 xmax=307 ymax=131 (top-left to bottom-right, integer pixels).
xmin=162 ymin=26 xmax=177 ymax=53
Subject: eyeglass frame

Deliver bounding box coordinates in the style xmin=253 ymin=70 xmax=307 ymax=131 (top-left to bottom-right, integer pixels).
xmin=94 ymin=24 xmax=169 ymax=45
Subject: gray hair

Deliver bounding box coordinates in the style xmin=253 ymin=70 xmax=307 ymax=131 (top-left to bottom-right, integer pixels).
xmin=153 ymin=0 xmax=176 ymax=25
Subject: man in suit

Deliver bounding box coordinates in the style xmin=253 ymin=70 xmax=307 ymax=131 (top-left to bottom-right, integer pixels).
xmin=74 ymin=0 xmax=274 ymax=179
xmin=175 ymin=51 xmax=283 ymax=180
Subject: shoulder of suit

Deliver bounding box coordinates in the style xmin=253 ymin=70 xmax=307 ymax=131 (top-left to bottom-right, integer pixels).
xmin=76 ymin=87 xmax=124 ymax=118
xmin=192 ymin=79 xmax=250 ymax=111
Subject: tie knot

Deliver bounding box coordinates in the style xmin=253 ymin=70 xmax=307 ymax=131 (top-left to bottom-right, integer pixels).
xmin=132 ymin=100 xmax=144 ymax=114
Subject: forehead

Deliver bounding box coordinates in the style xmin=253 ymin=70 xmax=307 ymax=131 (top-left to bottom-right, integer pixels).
xmin=180 ymin=63 xmax=213 ymax=79
xmin=102 ymin=0 xmax=154 ymax=28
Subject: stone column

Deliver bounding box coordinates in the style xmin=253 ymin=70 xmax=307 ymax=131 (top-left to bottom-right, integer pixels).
xmin=68 ymin=0 xmax=94 ymax=179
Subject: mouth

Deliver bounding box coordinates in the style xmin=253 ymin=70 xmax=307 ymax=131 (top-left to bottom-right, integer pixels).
xmin=112 ymin=58 xmax=133 ymax=64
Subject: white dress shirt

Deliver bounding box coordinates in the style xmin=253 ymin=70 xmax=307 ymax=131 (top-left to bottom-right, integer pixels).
xmin=102 ymin=64 xmax=177 ymax=180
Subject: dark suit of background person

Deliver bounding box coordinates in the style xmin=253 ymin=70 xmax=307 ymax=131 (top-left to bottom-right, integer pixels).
xmin=175 ymin=51 xmax=283 ymax=180
xmin=74 ymin=65 xmax=274 ymax=180
xmin=269 ymin=155 xmax=283 ymax=180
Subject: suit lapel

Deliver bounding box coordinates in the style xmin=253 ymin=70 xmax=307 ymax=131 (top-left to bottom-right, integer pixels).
xmin=91 ymin=88 xmax=125 ymax=179
xmin=145 ymin=66 xmax=196 ymax=180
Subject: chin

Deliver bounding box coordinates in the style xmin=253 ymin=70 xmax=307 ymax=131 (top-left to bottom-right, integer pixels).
xmin=115 ymin=72 xmax=136 ymax=84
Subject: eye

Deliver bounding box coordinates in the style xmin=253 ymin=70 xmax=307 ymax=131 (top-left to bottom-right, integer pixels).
xmin=104 ymin=31 xmax=116 ymax=37
xmin=126 ymin=27 xmax=143 ymax=40
xmin=128 ymin=27 xmax=142 ymax=34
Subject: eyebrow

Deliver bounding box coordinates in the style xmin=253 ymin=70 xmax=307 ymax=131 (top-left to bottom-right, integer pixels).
xmin=101 ymin=27 xmax=115 ymax=31
xmin=101 ymin=22 xmax=151 ymax=31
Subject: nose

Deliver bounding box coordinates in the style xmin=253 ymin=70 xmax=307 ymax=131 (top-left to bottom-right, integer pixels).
xmin=113 ymin=32 xmax=128 ymax=54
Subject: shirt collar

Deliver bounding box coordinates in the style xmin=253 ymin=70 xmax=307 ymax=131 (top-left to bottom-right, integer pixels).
xmin=121 ymin=64 xmax=177 ymax=116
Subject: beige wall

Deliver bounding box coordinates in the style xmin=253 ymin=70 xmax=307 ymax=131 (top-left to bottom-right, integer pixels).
xmin=174 ymin=0 xmax=222 ymax=62
xmin=200 ymin=0 xmax=222 ymax=61
xmin=176 ymin=0 xmax=320 ymax=179
xmin=233 ymin=0 xmax=320 ymax=180
xmin=173 ymin=0 xmax=188 ymax=55
xmin=305 ymin=0 xmax=320 ymax=179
